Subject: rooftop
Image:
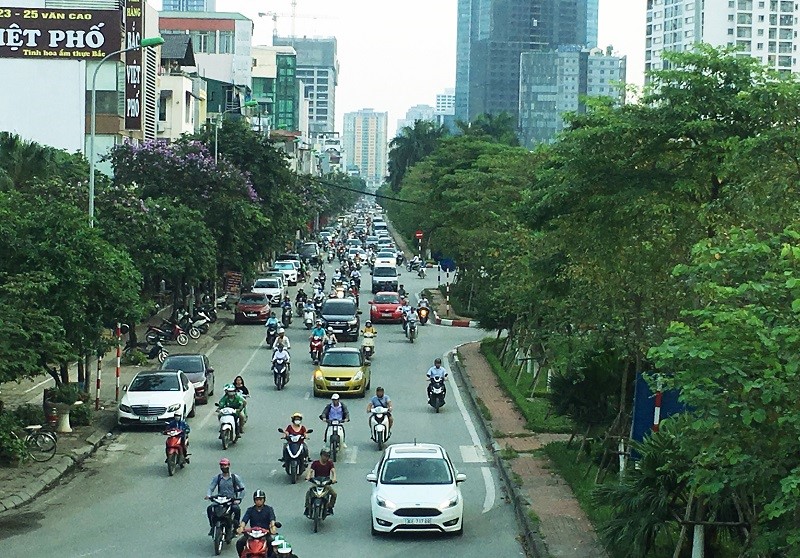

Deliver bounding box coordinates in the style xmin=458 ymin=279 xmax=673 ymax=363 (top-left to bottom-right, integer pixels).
xmin=160 ymin=11 xmax=251 ymax=21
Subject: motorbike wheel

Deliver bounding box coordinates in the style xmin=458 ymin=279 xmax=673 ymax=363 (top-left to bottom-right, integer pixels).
xmin=207 ymin=309 xmax=218 ymax=322
xmin=313 ymin=506 xmax=322 ymax=533
xmin=275 ymin=374 xmax=284 ymax=391
xmin=199 ymin=323 xmax=209 ymax=334
xmin=290 ymin=464 xmax=299 ymax=484
xmin=145 ymin=332 xmax=159 ymax=345
xmin=435 ymin=402 xmax=441 ymax=414
xmin=377 ymin=435 xmax=384 ymax=451
xmin=409 ymin=331 xmax=415 ymax=344
xmin=157 ymin=348 xmax=168 ymax=363
xmin=188 ymin=327 xmax=201 ymax=339
xmin=176 ymin=333 xmax=189 ymax=346
xmin=213 ymin=524 xmax=223 ymax=555
xmin=167 ymin=453 xmax=177 ymax=476
xmin=222 ymin=430 xmax=229 ymax=450
xmin=330 ymin=435 xmax=339 ymax=462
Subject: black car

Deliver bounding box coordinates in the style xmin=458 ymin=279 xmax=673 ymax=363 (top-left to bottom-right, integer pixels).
xmin=160 ymin=354 xmax=215 ymax=404
xmin=320 ymin=298 xmax=360 ymax=341
xmin=371 ymin=265 xmax=399 ymax=293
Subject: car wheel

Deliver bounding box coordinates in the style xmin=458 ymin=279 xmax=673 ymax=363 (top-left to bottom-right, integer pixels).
xmin=187 ymin=403 xmax=196 ymax=418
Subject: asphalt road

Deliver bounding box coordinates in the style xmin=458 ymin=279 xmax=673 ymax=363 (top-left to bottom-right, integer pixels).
xmin=0 ymin=260 xmax=525 ymax=557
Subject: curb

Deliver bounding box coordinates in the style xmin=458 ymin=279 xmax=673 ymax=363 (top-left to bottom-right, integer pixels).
xmin=448 ymin=347 xmax=549 ymax=558
xmin=434 ymin=310 xmax=479 ymax=328
xmin=0 ymin=427 xmax=111 ymax=513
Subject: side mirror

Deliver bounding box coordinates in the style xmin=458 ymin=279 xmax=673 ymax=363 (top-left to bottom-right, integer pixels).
xmin=455 ymin=473 xmax=467 ymax=483
xmin=214 ymin=402 xmax=220 ymax=408
xmin=306 ymin=429 xmax=314 ymax=434
xmin=277 ymin=428 xmax=284 ymax=433
xmin=274 ymin=521 xmax=282 ymax=529
xmin=366 ymin=473 xmax=377 ymax=483
xmin=122 ymin=384 xmax=128 ymax=392
xmin=368 ymin=300 xmax=374 ymax=304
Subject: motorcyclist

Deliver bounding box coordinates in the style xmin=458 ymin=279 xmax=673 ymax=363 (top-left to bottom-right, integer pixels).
xmin=265 ymin=312 xmax=280 ymax=331
xmin=406 ymin=307 xmax=419 ymax=334
xmin=295 ymin=288 xmax=308 ymax=309
xmin=304 ymin=449 xmax=337 ymax=517
xmin=280 ymin=296 xmax=293 ymax=320
xmin=320 ymin=393 xmax=350 ymax=446
xmin=164 ymin=409 xmax=190 ymax=462
xmin=323 ymin=327 xmax=338 ymax=352
xmin=426 ymin=357 xmax=449 ymax=399
xmin=318 ymin=270 xmax=326 ymax=288
xmin=398 ymin=284 xmax=407 ymax=298
xmin=410 ymin=255 xmax=421 ymax=268
xmin=205 ymin=457 xmax=245 ymax=536
xmin=361 ymin=321 xmax=377 ymax=336
xmin=367 ymin=386 xmax=393 ymax=430
xmin=310 ymin=319 xmax=326 ymax=340
xmin=273 ymin=328 xmax=291 ymax=352
xmin=399 ymin=299 xmax=412 ymax=331
xmin=218 ymin=384 xmax=247 ymax=433
xmin=281 ymin=412 xmax=309 ymax=462
xmin=236 ymin=489 xmax=277 ymax=557
xmin=418 ymin=295 xmax=430 ymax=309
xmin=272 ymin=343 xmax=291 ymax=379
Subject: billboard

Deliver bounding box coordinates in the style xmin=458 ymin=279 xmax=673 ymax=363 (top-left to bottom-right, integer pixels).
xmin=123 ymin=0 xmax=143 ymax=130
xmin=0 ymin=7 xmax=121 ymax=59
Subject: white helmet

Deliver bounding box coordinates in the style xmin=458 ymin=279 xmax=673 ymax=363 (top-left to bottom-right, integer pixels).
xmin=277 ymin=327 xmax=285 ymax=334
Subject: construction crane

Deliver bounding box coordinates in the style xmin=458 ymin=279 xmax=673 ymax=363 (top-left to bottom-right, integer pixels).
xmin=258 ymin=3 xmax=334 ymax=38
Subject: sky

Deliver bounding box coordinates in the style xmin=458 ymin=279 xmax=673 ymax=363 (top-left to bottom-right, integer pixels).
xmin=161 ymin=0 xmax=646 ymax=136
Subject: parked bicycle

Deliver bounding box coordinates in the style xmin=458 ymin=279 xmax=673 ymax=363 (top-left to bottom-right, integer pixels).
xmin=12 ymin=425 xmax=58 ymax=462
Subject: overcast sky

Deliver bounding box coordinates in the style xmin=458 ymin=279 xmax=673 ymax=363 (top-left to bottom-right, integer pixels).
xmin=160 ymin=0 xmax=646 ymax=136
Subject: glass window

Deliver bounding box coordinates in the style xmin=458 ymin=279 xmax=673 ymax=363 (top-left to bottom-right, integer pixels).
xmin=218 ymin=31 xmax=234 ymax=54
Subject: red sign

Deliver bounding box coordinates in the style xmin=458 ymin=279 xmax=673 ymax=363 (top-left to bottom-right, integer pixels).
xmin=415 ymin=230 xmax=423 ymax=239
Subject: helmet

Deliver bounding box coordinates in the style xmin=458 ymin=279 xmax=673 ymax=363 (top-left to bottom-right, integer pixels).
xmin=173 ymin=409 xmax=183 ymax=419
xmin=331 ymin=393 xmax=340 ymax=400
xmin=224 ymin=383 xmax=236 ymax=393
xmin=277 ymin=328 xmax=285 ymax=334
xmin=327 ymin=327 xmax=334 ymax=333
xmin=291 ymin=412 xmax=303 ymax=420
xmin=253 ymin=489 xmax=266 ymax=500
xmin=365 ymin=321 xmax=372 ymax=326
xmin=316 ymin=319 xmax=322 ymax=325
xmin=320 ymin=449 xmax=330 ymax=457
xmin=219 ymin=458 xmax=231 ymax=467
xmin=276 ymin=343 xmax=284 ymax=350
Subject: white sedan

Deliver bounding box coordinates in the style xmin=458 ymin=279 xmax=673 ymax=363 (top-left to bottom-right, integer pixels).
xmin=367 ymin=443 xmax=466 ymax=535
xmin=117 ymin=370 xmax=196 ymax=427
xmin=272 ymin=260 xmax=298 ymax=285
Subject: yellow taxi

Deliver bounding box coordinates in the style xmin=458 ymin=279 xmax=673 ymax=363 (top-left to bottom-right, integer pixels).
xmin=313 ymin=347 xmax=371 ymax=397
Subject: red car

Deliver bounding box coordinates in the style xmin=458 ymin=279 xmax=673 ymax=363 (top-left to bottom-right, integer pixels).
xmin=369 ymin=292 xmax=403 ymax=323
xmin=234 ymin=293 xmax=271 ymax=324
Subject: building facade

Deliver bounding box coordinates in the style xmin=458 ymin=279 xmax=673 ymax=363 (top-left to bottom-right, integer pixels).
xmin=157 ymin=34 xmax=207 ymax=142
xmin=519 ymin=47 xmax=626 ymax=146
xmin=272 ymin=36 xmax=338 ymax=134
xmin=455 ymin=0 xmax=598 ymax=123
xmin=645 ymin=0 xmax=800 ymax=77
xmin=343 ymin=109 xmax=388 ymax=191
xmin=251 ymin=45 xmax=300 ymax=133
xmin=162 ymin=0 xmax=216 ymax=11
xmin=436 ymin=88 xmax=456 ymax=115
xmin=395 ymin=104 xmax=436 ymax=137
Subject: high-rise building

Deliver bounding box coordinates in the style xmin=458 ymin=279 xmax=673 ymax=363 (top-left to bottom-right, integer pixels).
xmin=272 ymin=37 xmax=339 ymax=133
xmin=455 ymin=0 xmax=598 ymax=123
xmin=435 ymin=88 xmax=456 ymax=115
xmin=395 ymin=104 xmax=436 ymax=137
xmin=343 ymin=109 xmax=388 ymax=191
xmin=519 ymin=46 xmax=626 ymax=145
xmin=162 ymin=0 xmax=216 ymax=11
xmin=645 ymin=0 xmax=800 ymax=78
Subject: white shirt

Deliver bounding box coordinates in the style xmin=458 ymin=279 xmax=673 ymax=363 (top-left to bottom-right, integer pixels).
xmin=272 ymin=335 xmax=291 ymax=350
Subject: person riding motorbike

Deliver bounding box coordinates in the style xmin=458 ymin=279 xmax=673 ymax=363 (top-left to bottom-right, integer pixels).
xmin=273 ymin=328 xmax=291 ymax=352
xmin=280 ymin=296 xmax=293 ymax=319
xmin=400 ymin=299 xmax=412 ymax=331
xmin=265 ymin=312 xmax=280 ymax=330
xmin=418 ymin=295 xmax=430 ymax=309
xmin=272 ymin=343 xmax=291 ymax=379
xmin=233 ymin=375 xmax=250 ymax=397
xmin=164 ymin=409 xmax=190 ymax=462
xmin=236 ymin=489 xmax=277 ymax=557
xmin=304 ymin=449 xmax=337 ymax=517
xmin=218 ymin=384 xmax=247 ymax=433
xmin=350 ymin=268 xmax=361 ymax=288
xmin=361 ymin=321 xmax=377 ymax=336
xmin=319 ymin=393 xmax=350 ymax=446
xmin=367 ymin=387 xmax=393 ymax=430
xmin=206 ymin=457 xmax=245 ymax=536
xmin=406 ymin=307 xmax=419 ymax=334
xmin=318 ymin=270 xmax=326 ymax=289
xmin=398 ymin=284 xmax=407 ymax=298
xmin=426 ymin=357 xmax=449 ymax=399
xmin=323 ymin=328 xmax=338 ymax=352
xmin=310 ymin=319 xmax=326 ymax=340
xmin=280 ymin=412 xmax=309 ymax=462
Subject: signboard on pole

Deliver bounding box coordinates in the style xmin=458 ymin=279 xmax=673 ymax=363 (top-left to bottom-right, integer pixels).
xmin=0 ymin=8 xmax=121 ymax=59
xmin=415 ymin=230 xmax=423 ymax=239
xmin=123 ymin=0 xmax=143 ymax=130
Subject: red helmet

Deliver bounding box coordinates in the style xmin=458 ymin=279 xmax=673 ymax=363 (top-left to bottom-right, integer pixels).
xmin=219 ymin=458 xmax=231 ymax=467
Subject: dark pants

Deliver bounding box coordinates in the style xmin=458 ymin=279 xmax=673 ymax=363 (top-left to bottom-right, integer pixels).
xmin=207 ymin=503 xmax=241 ymax=528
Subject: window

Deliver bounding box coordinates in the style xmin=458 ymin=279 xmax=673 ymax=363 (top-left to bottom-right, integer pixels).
xmin=757 ymin=42 xmax=764 ymax=49
xmin=189 ymin=31 xmax=215 ymax=53
xmin=158 ymin=97 xmax=167 ymax=121
xmin=218 ymin=31 xmax=234 ymax=54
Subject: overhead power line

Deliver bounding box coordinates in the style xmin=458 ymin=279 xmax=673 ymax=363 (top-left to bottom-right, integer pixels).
xmin=308 ymin=176 xmax=421 ymax=205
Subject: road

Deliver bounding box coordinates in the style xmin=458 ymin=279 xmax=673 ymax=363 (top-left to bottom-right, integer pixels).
xmin=0 ymin=259 xmax=525 ymax=557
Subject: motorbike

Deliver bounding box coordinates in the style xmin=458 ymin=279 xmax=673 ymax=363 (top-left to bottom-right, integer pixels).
xmin=313 ymin=295 xmax=325 ymax=314
xmin=306 ymin=477 xmax=334 ymax=533
xmin=278 ymin=427 xmax=312 ymax=483
xmin=123 ymin=339 xmax=168 ymax=363
xmin=303 ymin=307 xmax=316 ymax=330
xmin=216 ymin=405 xmax=239 ymax=450
xmin=145 ymin=321 xmax=189 ymax=346
xmin=428 ymin=376 xmax=447 ymax=413
xmin=265 ymin=323 xmax=278 ymax=346
xmin=361 ymin=332 xmax=376 ymax=361
xmin=197 ymin=303 xmax=218 ymax=323
xmin=176 ymin=308 xmax=207 ymax=338
xmin=281 ymin=306 xmax=292 ymax=327
xmin=406 ymin=319 xmax=418 ymax=343
xmin=369 ymin=406 xmax=391 ymax=450
xmin=295 ymin=299 xmax=306 ymax=317
xmin=163 ymin=427 xmax=187 ymax=476
xmin=209 ymin=495 xmax=240 ymax=555
xmin=418 ymin=306 xmax=430 ymax=325
xmin=406 ymin=259 xmax=422 ymax=272
xmin=325 ymin=420 xmax=346 ymax=462
xmin=327 ymin=250 xmax=335 ymax=263
xmin=310 ymin=336 xmax=324 ymax=363
xmin=396 ymin=253 xmax=405 ymax=266
xmin=272 ymin=357 xmax=289 ymax=390
xmin=240 ymin=523 xmax=281 ymax=557
xmin=418 ymin=266 xmax=426 ymax=279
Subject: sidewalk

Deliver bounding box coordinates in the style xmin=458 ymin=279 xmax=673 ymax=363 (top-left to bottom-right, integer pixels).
xmin=452 ymin=342 xmax=607 ymax=558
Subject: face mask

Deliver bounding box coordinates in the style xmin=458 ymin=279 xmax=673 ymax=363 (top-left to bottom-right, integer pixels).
xmin=293 ymin=419 xmax=301 ymax=425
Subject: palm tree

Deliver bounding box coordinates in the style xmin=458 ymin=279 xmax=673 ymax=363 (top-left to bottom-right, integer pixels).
xmin=0 ymin=132 xmax=59 ymax=190
xmin=387 ymin=119 xmax=446 ymax=192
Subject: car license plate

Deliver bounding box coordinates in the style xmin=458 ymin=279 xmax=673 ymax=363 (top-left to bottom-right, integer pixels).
xmin=382 ymin=313 xmax=392 ymax=318
xmin=245 ymin=312 xmax=257 ymax=317
xmin=404 ymin=518 xmax=432 ymax=524
xmin=139 ymin=416 xmax=157 ymax=422
xmin=329 ymin=381 xmax=346 ymax=387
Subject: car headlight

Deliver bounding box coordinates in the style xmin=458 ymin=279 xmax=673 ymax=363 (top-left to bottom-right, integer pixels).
xmin=438 ymin=495 xmax=459 ymax=510
xmin=167 ymin=404 xmax=182 ymax=412
xmin=352 ymin=370 xmax=363 ymax=382
xmin=376 ymin=495 xmax=397 ymax=509
xmin=314 ymin=370 xmax=323 ymax=379
xmin=118 ymin=404 xmax=132 ymax=413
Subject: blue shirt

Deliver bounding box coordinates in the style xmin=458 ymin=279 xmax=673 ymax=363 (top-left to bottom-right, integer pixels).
xmin=370 ymin=394 xmax=391 ymax=409
xmin=311 ymin=327 xmax=326 ymax=338
xmin=427 ymin=366 xmax=447 ymax=380
xmin=242 ymin=504 xmax=276 ymax=529
xmin=207 ymin=472 xmax=244 ymax=498
xmin=266 ymin=317 xmax=279 ymax=328
xmin=327 ymin=404 xmax=344 ymax=421
xmin=166 ymin=418 xmax=190 ymax=434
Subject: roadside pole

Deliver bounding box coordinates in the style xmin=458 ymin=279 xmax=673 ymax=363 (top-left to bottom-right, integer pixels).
xmin=115 ymin=323 xmax=122 ymax=401
xmin=95 ymin=355 xmax=102 ymax=411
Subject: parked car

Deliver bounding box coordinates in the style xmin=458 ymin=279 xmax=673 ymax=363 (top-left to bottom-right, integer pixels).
xmin=117 ymin=370 xmax=196 ymax=427
xmin=369 ymin=292 xmax=403 ymax=324
xmin=312 ymin=347 xmax=370 ymax=397
xmin=273 ymin=260 xmax=299 ymax=285
xmin=367 ymin=443 xmax=466 ymax=536
xmin=251 ymin=277 xmax=286 ymax=305
xmin=235 ymin=293 xmax=271 ymax=324
xmin=300 ymin=242 xmax=321 ymax=262
xmin=320 ymin=298 xmax=360 ymax=341
xmin=160 ymin=354 xmax=215 ymax=405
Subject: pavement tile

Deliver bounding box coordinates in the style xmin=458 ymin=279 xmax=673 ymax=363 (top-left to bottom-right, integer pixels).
xmin=497 ymin=436 xmax=544 ymax=453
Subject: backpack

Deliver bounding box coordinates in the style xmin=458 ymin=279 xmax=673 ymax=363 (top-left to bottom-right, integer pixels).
xmin=215 ymin=473 xmax=243 ymax=495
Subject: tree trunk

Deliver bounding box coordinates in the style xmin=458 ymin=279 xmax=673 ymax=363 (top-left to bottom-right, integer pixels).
xmin=59 ymin=362 xmax=69 ymax=385
xmin=45 ymin=365 xmax=61 ymax=387
xmin=83 ymin=354 xmax=92 ymax=394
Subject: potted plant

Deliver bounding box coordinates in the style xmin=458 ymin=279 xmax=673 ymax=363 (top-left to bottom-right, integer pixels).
xmin=47 ymin=384 xmax=84 ymax=433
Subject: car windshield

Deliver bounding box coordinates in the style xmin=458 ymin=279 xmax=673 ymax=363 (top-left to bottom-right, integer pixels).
xmin=161 ymin=356 xmax=202 ymax=373
xmin=240 ymin=294 xmax=267 ymax=304
xmin=321 ymin=351 xmax=361 ymax=367
xmin=375 ymin=294 xmax=399 ymax=304
xmin=373 ymin=267 xmax=397 ymax=277
xmin=377 ymin=252 xmax=394 ymax=258
xmin=254 ymin=279 xmax=279 ymax=289
xmin=322 ymin=301 xmax=356 ymax=315
xmin=129 ymin=374 xmax=181 ymax=392
xmin=275 ymin=262 xmax=293 ymax=270
xmin=380 ymin=458 xmax=453 ymax=485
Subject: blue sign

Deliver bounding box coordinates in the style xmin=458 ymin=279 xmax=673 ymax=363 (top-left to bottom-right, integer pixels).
xmin=630 ymin=372 xmax=685 ymax=445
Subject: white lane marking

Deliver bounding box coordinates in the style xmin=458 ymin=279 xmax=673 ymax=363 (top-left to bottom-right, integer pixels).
xmin=200 ymin=340 xmax=265 ymax=429
xmin=304 ymin=390 xmax=311 ymax=400
xmin=448 ymin=356 xmax=482 ymax=449
xmin=206 ymin=342 xmax=219 ymax=357
xmin=343 ymin=444 xmax=359 ymax=464
xmin=269 ymin=469 xmax=278 ymax=477
xmin=481 ymin=467 xmax=495 ymax=514
xmin=24 ymin=376 xmax=54 ymax=394
xmin=460 ymin=445 xmax=487 ymax=463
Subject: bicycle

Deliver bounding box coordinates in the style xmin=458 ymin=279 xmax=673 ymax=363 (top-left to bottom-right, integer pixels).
xmin=11 ymin=425 xmax=58 ymax=462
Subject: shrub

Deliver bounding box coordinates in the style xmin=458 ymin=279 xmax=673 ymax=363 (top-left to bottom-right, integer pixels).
xmin=122 ymin=349 xmax=148 ymax=366
xmin=0 ymin=413 xmax=26 ymax=465
xmin=11 ymin=404 xmax=45 ymax=427
xmin=48 ymin=384 xmax=83 ymax=404
xmin=70 ymin=403 xmax=93 ymax=426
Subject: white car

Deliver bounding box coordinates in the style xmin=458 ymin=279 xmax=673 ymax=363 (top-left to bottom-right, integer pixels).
xmin=374 ymin=251 xmax=396 ymax=268
xmin=272 ymin=260 xmax=298 ymax=285
xmin=367 ymin=443 xmax=466 ymax=535
xmin=252 ymin=277 xmax=286 ymax=305
xmin=117 ymin=370 xmax=196 ymax=427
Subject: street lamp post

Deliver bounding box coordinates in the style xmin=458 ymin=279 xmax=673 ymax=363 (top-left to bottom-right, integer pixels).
xmin=214 ymin=100 xmax=259 ymax=163
xmin=88 ymin=36 xmax=164 ymax=227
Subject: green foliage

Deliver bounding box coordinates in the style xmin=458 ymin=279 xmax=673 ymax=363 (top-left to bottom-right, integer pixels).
xmin=0 ymin=413 xmax=26 ymax=464
xmin=121 ymin=349 xmax=149 ymax=366
xmin=48 ymin=384 xmax=83 ymax=405
xmin=388 ymin=119 xmax=446 ymax=192
xmin=70 ymin=403 xmax=93 ymax=426
xmin=10 ymin=404 xmax=45 ymax=427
